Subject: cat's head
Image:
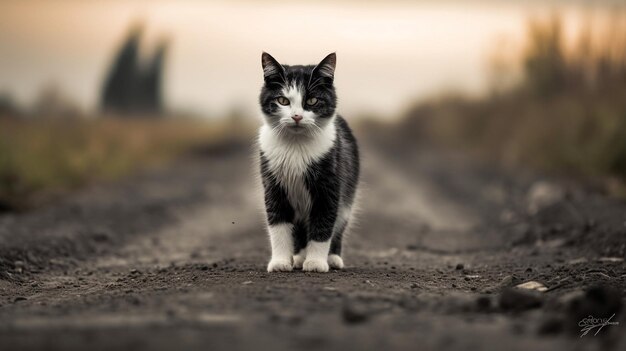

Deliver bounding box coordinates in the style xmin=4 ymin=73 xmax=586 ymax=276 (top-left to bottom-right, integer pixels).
xmin=259 ymin=52 xmax=337 ymax=136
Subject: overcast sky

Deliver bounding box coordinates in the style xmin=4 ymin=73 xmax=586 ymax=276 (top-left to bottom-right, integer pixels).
xmin=0 ymin=0 xmax=619 ymax=119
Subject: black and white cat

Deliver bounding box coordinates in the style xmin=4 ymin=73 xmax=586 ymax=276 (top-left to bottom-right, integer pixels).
xmin=258 ymin=52 xmax=360 ymax=273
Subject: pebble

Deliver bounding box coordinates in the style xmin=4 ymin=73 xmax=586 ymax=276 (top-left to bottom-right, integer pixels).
xmin=515 ymin=281 xmax=548 ymax=292
xmin=455 ymin=263 xmax=464 ymax=270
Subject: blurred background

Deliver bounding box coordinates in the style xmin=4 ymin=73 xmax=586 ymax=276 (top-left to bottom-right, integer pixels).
xmin=1 ymin=0 xmax=625 ymax=209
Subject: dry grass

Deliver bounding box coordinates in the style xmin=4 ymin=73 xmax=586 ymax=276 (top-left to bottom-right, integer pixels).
xmin=400 ymin=12 xmax=626 ymax=193
xmin=0 ymin=116 xmax=249 ymax=210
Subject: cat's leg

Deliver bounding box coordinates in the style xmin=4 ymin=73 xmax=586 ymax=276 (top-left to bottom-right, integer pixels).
xmin=261 ymin=156 xmax=296 ymax=272
xmin=267 ymin=223 xmax=294 ymax=272
xmin=292 ymin=222 xmax=307 ymax=269
xmin=328 ymin=206 xmax=351 ymax=269
xmin=303 ymin=239 xmax=331 ymax=272
xmin=303 ymin=195 xmax=338 ymax=273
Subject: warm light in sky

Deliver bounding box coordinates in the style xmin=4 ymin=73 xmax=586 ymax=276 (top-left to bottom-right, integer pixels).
xmin=0 ymin=1 xmax=618 ymax=118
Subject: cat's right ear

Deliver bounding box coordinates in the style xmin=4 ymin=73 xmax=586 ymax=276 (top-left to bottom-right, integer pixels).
xmin=261 ymin=52 xmax=285 ymax=84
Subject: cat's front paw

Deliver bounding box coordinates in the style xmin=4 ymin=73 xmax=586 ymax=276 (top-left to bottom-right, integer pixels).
xmin=293 ymin=253 xmax=306 ymax=269
xmin=303 ymin=259 xmax=329 ymax=273
xmin=267 ymin=258 xmax=293 ymax=272
xmin=328 ymin=254 xmax=344 ymax=269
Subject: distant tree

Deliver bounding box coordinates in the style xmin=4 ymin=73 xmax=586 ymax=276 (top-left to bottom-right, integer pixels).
xmin=137 ymin=38 xmax=169 ymax=114
xmin=523 ymin=16 xmax=567 ymax=97
xmin=101 ymin=24 xmax=168 ymax=116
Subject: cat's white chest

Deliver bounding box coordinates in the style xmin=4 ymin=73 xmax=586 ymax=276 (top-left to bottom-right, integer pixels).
xmin=273 ymin=161 xmax=310 ymax=221
xmin=258 ymin=124 xmax=336 ymax=221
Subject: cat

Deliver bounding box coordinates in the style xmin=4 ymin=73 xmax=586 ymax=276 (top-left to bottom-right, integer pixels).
xmin=258 ymin=52 xmax=360 ymax=273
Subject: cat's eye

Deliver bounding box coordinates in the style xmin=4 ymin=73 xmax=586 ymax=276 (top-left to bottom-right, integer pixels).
xmin=276 ymin=96 xmax=290 ymax=105
xmin=306 ymin=97 xmax=318 ymax=106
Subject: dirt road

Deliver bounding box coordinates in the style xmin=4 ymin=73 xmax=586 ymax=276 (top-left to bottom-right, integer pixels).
xmin=0 ymin=141 xmax=624 ymax=351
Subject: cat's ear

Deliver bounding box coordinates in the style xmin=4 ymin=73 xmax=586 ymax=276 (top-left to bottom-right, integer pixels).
xmin=312 ymin=53 xmax=336 ymax=81
xmin=261 ymin=52 xmax=285 ymax=84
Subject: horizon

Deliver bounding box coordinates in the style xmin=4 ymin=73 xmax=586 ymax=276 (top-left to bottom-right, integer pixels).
xmin=0 ymin=0 xmax=621 ymax=119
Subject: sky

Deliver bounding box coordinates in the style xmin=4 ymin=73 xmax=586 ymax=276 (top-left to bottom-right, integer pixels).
xmin=0 ymin=0 xmax=620 ymax=119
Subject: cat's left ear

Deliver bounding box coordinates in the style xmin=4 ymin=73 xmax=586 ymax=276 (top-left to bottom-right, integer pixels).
xmin=312 ymin=53 xmax=336 ymax=81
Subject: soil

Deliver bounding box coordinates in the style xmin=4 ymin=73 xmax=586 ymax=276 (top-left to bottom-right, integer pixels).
xmin=0 ymin=140 xmax=624 ymax=351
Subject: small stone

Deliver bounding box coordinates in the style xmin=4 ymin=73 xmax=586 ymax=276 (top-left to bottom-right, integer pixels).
xmin=455 ymin=263 xmax=464 ymax=270
xmin=14 ymin=297 xmax=27 ymax=302
xmin=409 ymin=283 xmax=419 ymax=289
xmin=515 ymin=281 xmax=548 ymax=292
xmin=242 ymin=281 xmax=253 ymax=285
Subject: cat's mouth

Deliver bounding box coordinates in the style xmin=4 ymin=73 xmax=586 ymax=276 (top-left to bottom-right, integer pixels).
xmin=287 ymin=124 xmax=306 ymax=132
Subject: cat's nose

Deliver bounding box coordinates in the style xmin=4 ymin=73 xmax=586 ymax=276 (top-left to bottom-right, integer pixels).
xmin=292 ymin=115 xmax=303 ymax=123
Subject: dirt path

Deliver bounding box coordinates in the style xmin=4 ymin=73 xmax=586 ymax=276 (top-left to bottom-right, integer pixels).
xmin=0 ymin=143 xmax=624 ymax=351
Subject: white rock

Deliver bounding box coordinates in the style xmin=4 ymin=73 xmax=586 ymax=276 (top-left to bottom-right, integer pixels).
xmin=515 ymin=281 xmax=548 ymax=292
